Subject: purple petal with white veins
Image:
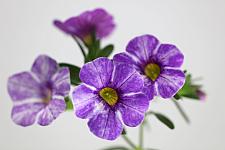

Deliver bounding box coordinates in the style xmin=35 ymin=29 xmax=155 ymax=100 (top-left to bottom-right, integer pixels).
xmin=31 ymin=55 xmax=58 ymax=82
xmin=126 ymin=35 xmax=159 ymax=64
xmin=73 ymin=84 xmax=100 ymax=119
xmin=51 ymin=67 xmax=70 ymax=97
xmin=142 ymin=77 xmax=156 ymax=100
xmin=38 ymin=98 xmax=66 ymax=126
xmin=157 ymin=69 xmax=185 ymax=98
xmin=118 ymin=71 xmax=144 ymax=94
xmin=113 ymin=52 xmax=142 ymax=72
xmin=11 ymin=103 xmax=45 ymax=127
xmin=88 ymin=107 xmax=123 ymax=140
xmin=117 ymin=93 xmax=149 ymax=127
xmin=155 ymin=44 xmax=184 ymax=68
xmin=111 ymin=63 xmax=136 ymax=89
xmin=79 ymin=57 xmax=113 ymax=89
xmin=8 ymin=71 xmax=44 ymax=101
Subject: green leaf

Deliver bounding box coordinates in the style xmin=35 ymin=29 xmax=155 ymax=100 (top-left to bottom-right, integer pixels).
xmin=59 ymin=63 xmax=81 ymax=85
xmin=100 ymin=146 xmax=130 ymax=150
xmin=153 ymin=112 xmax=175 ymax=129
xmin=97 ymin=44 xmax=114 ymax=57
xmin=65 ymin=97 xmax=73 ymax=110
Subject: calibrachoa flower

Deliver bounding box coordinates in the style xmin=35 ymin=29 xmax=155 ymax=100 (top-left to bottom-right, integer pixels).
xmin=72 ymin=57 xmax=150 ymax=140
xmin=7 ymin=55 xmax=70 ymax=126
xmin=114 ymin=35 xmax=185 ymax=99
xmin=54 ymin=8 xmax=115 ymax=45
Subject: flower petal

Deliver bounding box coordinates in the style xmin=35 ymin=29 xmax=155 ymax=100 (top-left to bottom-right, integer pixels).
xmin=79 ymin=57 xmax=113 ymax=89
xmin=91 ymin=9 xmax=115 ymax=39
xmin=155 ymin=44 xmax=184 ymax=68
xmin=64 ymin=16 xmax=86 ymax=38
xmin=7 ymin=71 xmax=44 ymax=101
xmin=51 ymin=67 xmax=70 ymax=97
xmin=113 ymin=52 xmax=142 ymax=72
xmin=31 ymin=55 xmax=58 ymax=82
xmin=11 ymin=103 xmax=44 ymax=127
xmin=117 ymin=93 xmax=149 ymax=127
xmin=111 ymin=63 xmax=136 ymax=89
xmin=142 ymin=77 xmax=156 ymax=100
xmin=73 ymin=84 xmax=100 ymax=119
xmin=88 ymin=107 xmax=123 ymax=140
xmin=157 ymin=69 xmax=185 ymax=98
xmin=38 ymin=98 xmax=66 ymax=126
xmin=118 ymin=71 xmax=144 ymax=94
xmin=126 ymin=35 xmax=159 ymax=64
xmin=54 ymin=20 xmax=74 ymax=35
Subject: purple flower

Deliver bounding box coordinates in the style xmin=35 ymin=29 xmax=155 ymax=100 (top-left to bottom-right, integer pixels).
xmin=114 ymin=35 xmax=185 ymax=99
xmin=72 ymin=57 xmax=149 ymax=140
xmin=7 ymin=55 xmax=70 ymax=126
xmin=54 ymin=8 xmax=115 ymax=44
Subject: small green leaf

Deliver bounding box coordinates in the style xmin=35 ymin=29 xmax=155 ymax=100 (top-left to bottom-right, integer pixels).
xmin=65 ymin=97 xmax=73 ymax=110
xmin=101 ymin=146 xmax=130 ymax=150
xmin=97 ymin=44 xmax=114 ymax=57
xmin=153 ymin=112 xmax=175 ymax=129
xmin=59 ymin=63 xmax=81 ymax=85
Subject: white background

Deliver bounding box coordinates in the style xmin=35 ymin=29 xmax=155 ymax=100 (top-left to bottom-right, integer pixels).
xmin=0 ymin=0 xmax=225 ymax=150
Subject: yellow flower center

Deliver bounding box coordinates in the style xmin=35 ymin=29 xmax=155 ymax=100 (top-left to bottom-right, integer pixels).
xmin=99 ymin=87 xmax=118 ymax=106
xmin=144 ymin=63 xmax=161 ymax=81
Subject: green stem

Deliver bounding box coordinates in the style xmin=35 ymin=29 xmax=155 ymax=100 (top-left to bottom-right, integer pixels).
xmin=72 ymin=36 xmax=86 ymax=59
xmin=172 ymin=99 xmax=190 ymax=123
xmin=139 ymin=122 xmax=144 ymax=149
xmin=121 ymin=134 xmax=137 ymax=149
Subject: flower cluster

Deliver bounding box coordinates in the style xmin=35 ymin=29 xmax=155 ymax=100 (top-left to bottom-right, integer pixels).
xmin=7 ymin=8 xmax=205 ymax=149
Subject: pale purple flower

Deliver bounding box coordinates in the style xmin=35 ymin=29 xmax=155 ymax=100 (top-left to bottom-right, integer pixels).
xmin=54 ymin=8 xmax=115 ymax=44
xmin=7 ymin=55 xmax=70 ymax=126
xmin=114 ymin=35 xmax=185 ymax=99
xmin=72 ymin=57 xmax=149 ymax=140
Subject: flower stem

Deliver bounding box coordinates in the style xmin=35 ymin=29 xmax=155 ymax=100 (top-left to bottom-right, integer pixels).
xmin=172 ymin=99 xmax=190 ymax=123
xmin=72 ymin=36 xmax=86 ymax=59
xmin=121 ymin=134 xmax=137 ymax=149
xmin=139 ymin=122 xmax=144 ymax=149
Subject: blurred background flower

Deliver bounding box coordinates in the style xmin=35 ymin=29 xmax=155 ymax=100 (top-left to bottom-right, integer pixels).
xmin=7 ymin=55 xmax=70 ymax=126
